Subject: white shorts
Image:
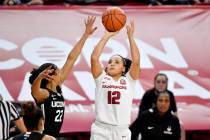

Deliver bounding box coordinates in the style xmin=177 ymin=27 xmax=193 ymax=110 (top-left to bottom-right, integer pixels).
xmin=90 ymin=121 xmax=131 ymax=140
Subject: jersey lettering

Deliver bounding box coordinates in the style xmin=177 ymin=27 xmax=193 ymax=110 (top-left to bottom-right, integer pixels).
xmin=51 ymin=101 xmax=64 ymax=108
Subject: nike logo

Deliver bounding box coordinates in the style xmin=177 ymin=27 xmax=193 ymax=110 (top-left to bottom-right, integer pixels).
xmin=147 ymin=126 xmax=154 ymax=130
xmin=51 ymin=94 xmax=56 ymax=97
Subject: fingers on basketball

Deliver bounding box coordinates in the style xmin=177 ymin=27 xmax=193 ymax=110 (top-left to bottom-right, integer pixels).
xmin=102 ymin=7 xmax=126 ymax=32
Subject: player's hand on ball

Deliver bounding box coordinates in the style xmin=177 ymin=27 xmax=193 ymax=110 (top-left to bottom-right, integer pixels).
xmin=104 ymin=29 xmax=119 ymax=38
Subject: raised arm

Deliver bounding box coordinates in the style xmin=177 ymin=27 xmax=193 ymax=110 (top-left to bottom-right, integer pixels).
xmin=31 ymin=67 xmax=53 ymax=102
xmin=126 ymin=20 xmax=140 ymax=80
xmin=60 ymin=16 xmax=97 ymax=83
xmin=91 ymin=30 xmax=118 ymax=78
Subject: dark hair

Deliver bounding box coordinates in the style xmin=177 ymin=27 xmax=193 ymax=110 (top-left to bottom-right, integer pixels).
xmin=29 ymin=63 xmax=61 ymax=93
xmin=154 ymin=73 xmax=168 ymax=92
xmin=117 ymin=55 xmax=132 ymax=76
xmin=22 ymin=102 xmax=44 ymax=131
xmin=157 ymin=91 xmax=170 ymax=100
xmin=154 ymin=73 xmax=168 ymax=82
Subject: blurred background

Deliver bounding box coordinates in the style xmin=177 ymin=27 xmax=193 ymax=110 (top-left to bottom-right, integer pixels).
xmin=0 ymin=1 xmax=210 ymax=140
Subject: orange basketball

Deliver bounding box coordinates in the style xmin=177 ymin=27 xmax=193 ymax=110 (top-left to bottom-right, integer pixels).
xmin=102 ymin=7 xmax=126 ymax=32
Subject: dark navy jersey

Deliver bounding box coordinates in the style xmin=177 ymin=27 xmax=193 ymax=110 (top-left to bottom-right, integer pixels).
xmin=12 ymin=132 xmax=45 ymax=140
xmin=36 ymin=89 xmax=65 ymax=137
xmin=130 ymin=108 xmax=181 ymax=140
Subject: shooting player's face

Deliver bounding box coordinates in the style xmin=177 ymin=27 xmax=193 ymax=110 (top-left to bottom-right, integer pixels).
xmin=106 ymin=55 xmax=125 ymax=77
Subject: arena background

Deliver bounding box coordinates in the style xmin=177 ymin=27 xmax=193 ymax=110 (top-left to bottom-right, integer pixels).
xmin=0 ymin=5 xmax=210 ymax=139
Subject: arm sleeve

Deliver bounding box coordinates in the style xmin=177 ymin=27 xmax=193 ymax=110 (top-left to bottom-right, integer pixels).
xmin=138 ymin=91 xmax=150 ymax=115
xmin=130 ymin=113 xmax=144 ymax=140
xmin=174 ymin=117 xmax=181 ymax=140
xmin=9 ymin=102 xmax=20 ymax=121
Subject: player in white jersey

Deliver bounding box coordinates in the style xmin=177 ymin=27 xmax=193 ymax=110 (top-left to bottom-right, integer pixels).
xmin=90 ymin=20 xmax=140 ymax=140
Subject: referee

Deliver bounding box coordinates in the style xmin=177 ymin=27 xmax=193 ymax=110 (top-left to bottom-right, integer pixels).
xmin=0 ymin=95 xmax=26 ymax=140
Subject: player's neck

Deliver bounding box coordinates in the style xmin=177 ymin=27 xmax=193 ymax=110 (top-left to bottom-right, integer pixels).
xmin=46 ymin=83 xmax=57 ymax=93
xmin=111 ymin=75 xmax=122 ymax=81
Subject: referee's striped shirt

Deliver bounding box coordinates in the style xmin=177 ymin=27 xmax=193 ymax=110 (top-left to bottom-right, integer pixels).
xmin=0 ymin=101 xmax=20 ymax=140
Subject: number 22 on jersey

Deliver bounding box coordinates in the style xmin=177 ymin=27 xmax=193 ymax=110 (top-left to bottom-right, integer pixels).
xmin=55 ymin=110 xmax=64 ymax=122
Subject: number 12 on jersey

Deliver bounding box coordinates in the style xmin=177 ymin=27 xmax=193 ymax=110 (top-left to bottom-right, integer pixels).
xmin=107 ymin=91 xmax=121 ymax=104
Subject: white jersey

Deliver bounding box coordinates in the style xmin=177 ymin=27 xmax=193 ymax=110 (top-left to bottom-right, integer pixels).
xmin=94 ymin=71 xmax=136 ymax=125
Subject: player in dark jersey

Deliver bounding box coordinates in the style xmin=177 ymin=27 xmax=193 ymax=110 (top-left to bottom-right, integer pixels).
xmin=28 ymin=16 xmax=97 ymax=137
xmin=11 ymin=102 xmax=55 ymax=140
xmin=36 ymin=87 xmax=65 ymax=136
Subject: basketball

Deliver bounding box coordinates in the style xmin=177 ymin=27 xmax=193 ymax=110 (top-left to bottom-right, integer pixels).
xmin=102 ymin=7 xmax=126 ymax=32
